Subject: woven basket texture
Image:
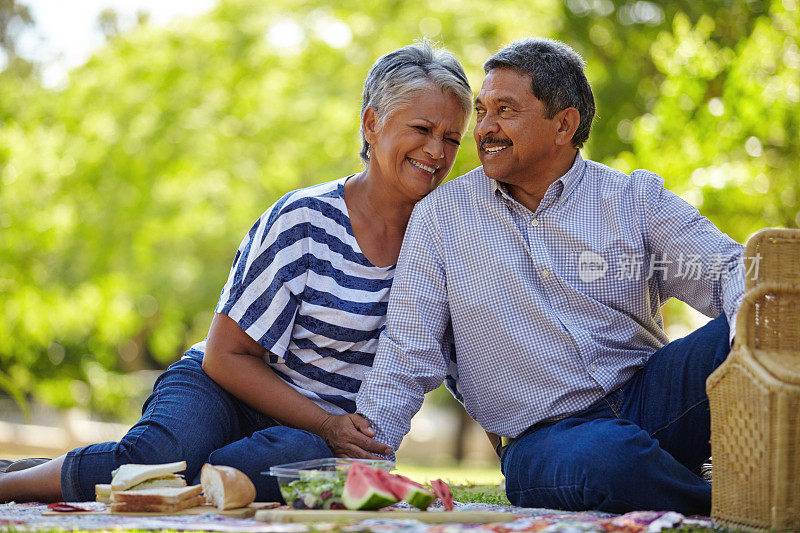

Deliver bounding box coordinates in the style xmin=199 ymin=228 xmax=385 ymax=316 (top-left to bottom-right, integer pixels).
xmin=707 ymin=280 xmax=800 ymax=531
xmin=744 ymin=228 xmax=800 ymax=291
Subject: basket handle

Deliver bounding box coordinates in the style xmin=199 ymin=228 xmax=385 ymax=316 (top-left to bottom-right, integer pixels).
xmin=735 ymin=282 xmax=800 ymax=351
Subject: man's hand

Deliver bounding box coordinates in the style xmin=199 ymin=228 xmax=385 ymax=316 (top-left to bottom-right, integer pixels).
xmin=317 ymin=414 xmax=392 ymax=459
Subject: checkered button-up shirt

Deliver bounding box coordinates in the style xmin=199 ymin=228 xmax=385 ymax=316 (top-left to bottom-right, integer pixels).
xmin=356 ymin=153 xmax=744 ymax=451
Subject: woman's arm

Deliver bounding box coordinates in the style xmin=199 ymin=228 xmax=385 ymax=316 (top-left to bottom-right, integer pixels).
xmin=202 ymin=313 xmax=391 ymax=458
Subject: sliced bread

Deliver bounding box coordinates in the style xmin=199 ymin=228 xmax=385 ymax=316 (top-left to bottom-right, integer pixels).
xmin=110 ymin=461 xmax=187 ymax=491
xmin=110 ymin=494 xmax=205 ymax=513
xmin=111 ymin=484 xmax=203 ymax=505
xmin=95 ymin=484 xmax=111 ymax=503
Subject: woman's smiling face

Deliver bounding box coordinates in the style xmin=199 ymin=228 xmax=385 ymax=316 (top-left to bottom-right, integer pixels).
xmin=364 ymin=84 xmax=468 ymax=201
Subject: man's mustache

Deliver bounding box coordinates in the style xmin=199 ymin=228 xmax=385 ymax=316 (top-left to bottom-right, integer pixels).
xmin=479 ymin=137 xmax=513 ymax=149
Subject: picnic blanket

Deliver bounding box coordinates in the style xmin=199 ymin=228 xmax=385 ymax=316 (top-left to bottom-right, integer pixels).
xmin=0 ymin=501 xmax=718 ymax=532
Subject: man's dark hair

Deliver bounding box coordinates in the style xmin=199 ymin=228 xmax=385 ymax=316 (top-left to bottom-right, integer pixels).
xmin=483 ymin=38 xmax=595 ymax=149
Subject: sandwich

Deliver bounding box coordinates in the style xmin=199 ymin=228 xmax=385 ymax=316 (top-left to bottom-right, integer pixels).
xmin=110 ymin=485 xmax=204 ymax=513
xmin=95 ymin=484 xmax=112 ymax=503
xmin=110 ymin=461 xmax=188 ymax=492
xmin=200 ymin=464 xmax=256 ymax=510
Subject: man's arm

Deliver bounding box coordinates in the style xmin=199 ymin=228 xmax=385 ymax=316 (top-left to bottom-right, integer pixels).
xmin=638 ymin=171 xmax=744 ymax=341
xmin=356 ymin=201 xmax=452 ymax=453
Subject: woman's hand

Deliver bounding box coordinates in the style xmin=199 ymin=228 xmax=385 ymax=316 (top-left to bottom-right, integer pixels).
xmin=317 ymin=413 xmax=392 ymax=459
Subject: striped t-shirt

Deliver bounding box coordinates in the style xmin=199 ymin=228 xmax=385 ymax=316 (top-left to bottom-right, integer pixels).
xmin=190 ymin=177 xmax=394 ymax=414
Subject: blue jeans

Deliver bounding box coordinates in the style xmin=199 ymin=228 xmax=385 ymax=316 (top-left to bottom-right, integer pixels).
xmin=501 ymin=313 xmax=730 ymax=515
xmin=61 ymin=355 xmax=333 ymax=502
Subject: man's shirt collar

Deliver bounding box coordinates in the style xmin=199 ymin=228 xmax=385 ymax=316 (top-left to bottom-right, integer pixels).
xmin=490 ymin=152 xmax=586 ymax=212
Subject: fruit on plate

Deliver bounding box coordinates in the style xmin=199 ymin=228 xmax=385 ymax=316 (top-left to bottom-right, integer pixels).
xmin=342 ymin=462 xmax=399 ymax=510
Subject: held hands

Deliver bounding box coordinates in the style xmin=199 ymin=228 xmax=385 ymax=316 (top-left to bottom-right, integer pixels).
xmin=317 ymin=413 xmax=392 ymax=459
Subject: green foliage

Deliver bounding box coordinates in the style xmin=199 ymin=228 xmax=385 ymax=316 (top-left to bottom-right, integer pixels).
xmin=0 ymin=0 xmax=798 ymax=418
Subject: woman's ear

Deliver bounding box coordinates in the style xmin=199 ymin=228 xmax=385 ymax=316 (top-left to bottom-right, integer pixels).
xmin=362 ymin=107 xmax=380 ymax=145
xmin=554 ymin=107 xmax=580 ymax=147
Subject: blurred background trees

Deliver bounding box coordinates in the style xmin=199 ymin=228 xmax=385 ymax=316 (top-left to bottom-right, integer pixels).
xmin=1 ymin=0 xmax=797 ymax=436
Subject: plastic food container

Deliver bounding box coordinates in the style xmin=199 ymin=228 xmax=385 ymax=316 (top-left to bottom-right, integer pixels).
xmin=266 ymin=458 xmax=395 ymax=509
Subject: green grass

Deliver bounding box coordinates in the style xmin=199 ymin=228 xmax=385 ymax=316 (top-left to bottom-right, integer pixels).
xmin=449 ymin=484 xmax=510 ymax=505
xmin=395 ymin=463 xmax=510 ymax=505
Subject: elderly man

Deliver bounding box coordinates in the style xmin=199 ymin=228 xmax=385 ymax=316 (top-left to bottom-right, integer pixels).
xmin=356 ymin=38 xmax=744 ymax=515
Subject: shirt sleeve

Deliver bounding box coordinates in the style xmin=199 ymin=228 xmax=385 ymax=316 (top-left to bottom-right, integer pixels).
xmin=636 ymin=171 xmax=744 ymax=343
xmin=356 ymin=200 xmax=452 ymax=452
xmin=215 ymin=194 xmax=309 ymax=358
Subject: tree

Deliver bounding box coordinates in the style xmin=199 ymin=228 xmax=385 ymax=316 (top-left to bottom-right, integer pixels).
xmin=0 ymin=0 xmax=797 ymax=424
xmin=0 ymin=0 xmax=31 ymax=59
xmin=0 ymin=0 xmax=35 ymax=76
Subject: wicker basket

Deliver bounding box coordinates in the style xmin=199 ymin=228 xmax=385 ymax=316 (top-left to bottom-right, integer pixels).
xmin=707 ymin=282 xmax=800 ymax=531
xmin=744 ymin=228 xmax=800 ymax=290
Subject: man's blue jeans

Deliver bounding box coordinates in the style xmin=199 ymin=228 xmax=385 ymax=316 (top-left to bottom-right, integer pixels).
xmin=501 ymin=313 xmax=730 ymax=515
xmin=61 ymin=355 xmax=333 ymax=502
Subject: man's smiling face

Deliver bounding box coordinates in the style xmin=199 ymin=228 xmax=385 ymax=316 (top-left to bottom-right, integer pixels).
xmin=473 ymin=68 xmax=561 ymax=187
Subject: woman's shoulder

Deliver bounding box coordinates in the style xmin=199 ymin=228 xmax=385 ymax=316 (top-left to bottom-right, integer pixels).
xmin=260 ymin=176 xmax=350 ymax=227
xmin=275 ymin=177 xmax=347 ymax=211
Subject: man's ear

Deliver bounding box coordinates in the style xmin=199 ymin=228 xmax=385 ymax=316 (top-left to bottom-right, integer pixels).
xmin=554 ymin=107 xmax=580 ymax=147
xmin=362 ymin=107 xmax=380 ymax=145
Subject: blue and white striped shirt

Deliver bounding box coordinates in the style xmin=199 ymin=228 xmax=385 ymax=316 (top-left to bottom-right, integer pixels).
xmin=357 ymin=154 xmax=744 ymax=449
xmin=191 ymin=177 xmax=394 ymax=415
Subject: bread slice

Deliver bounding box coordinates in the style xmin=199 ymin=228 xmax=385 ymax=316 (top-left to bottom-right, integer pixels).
xmin=129 ymin=476 xmax=186 ymax=490
xmin=200 ymin=464 xmax=256 ymax=510
xmin=111 ymin=494 xmax=205 ymax=513
xmin=111 ymin=484 xmax=203 ymax=505
xmin=95 ymin=484 xmax=111 ymax=503
xmin=111 ymin=461 xmax=187 ymax=491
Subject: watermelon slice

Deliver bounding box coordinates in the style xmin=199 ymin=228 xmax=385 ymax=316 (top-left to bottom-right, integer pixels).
xmin=375 ymin=470 xmax=435 ymax=510
xmin=342 ymin=462 xmax=399 ymax=510
xmin=430 ymin=478 xmax=454 ymax=511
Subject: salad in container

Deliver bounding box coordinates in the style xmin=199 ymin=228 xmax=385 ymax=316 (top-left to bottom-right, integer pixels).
xmin=266 ymin=458 xmax=395 ymax=509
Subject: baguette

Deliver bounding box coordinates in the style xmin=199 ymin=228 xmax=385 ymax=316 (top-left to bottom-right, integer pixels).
xmin=200 ymin=464 xmax=256 ymax=510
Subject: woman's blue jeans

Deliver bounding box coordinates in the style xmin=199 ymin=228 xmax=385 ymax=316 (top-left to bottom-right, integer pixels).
xmin=61 ymin=354 xmax=333 ymax=502
xmin=501 ymin=313 xmax=730 ymax=516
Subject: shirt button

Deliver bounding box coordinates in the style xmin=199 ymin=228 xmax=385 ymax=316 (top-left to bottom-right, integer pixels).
xmin=589 ymin=363 xmax=597 ymax=372
xmin=541 ymin=269 xmax=550 ymax=278
xmin=531 ymin=219 xmax=539 ymax=227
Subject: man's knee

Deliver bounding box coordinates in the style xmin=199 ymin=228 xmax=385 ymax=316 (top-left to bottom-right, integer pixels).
xmin=504 ymin=419 xmax=654 ymax=512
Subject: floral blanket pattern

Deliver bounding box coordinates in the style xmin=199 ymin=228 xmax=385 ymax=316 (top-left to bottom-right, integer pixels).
xmin=0 ymin=501 xmax=717 ymax=532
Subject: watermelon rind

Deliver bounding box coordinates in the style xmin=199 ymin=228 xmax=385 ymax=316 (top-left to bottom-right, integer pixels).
xmin=378 ymin=472 xmax=435 ymax=510
xmin=342 ymin=485 xmax=398 ymax=510
xmin=402 ymin=486 xmax=435 ymax=510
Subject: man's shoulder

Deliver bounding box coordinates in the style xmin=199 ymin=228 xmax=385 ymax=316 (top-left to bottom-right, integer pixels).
xmin=582 ymin=158 xmax=664 ymax=195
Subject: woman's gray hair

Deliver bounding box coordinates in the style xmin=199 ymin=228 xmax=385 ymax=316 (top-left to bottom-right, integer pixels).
xmin=484 ymin=38 xmax=595 ymax=149
xmin=360 ymin=41 xmax=472 ymax=165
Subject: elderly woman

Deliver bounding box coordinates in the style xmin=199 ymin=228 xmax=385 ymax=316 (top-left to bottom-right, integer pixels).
xmin=0 ymin=42 xmax=472 ymax=503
